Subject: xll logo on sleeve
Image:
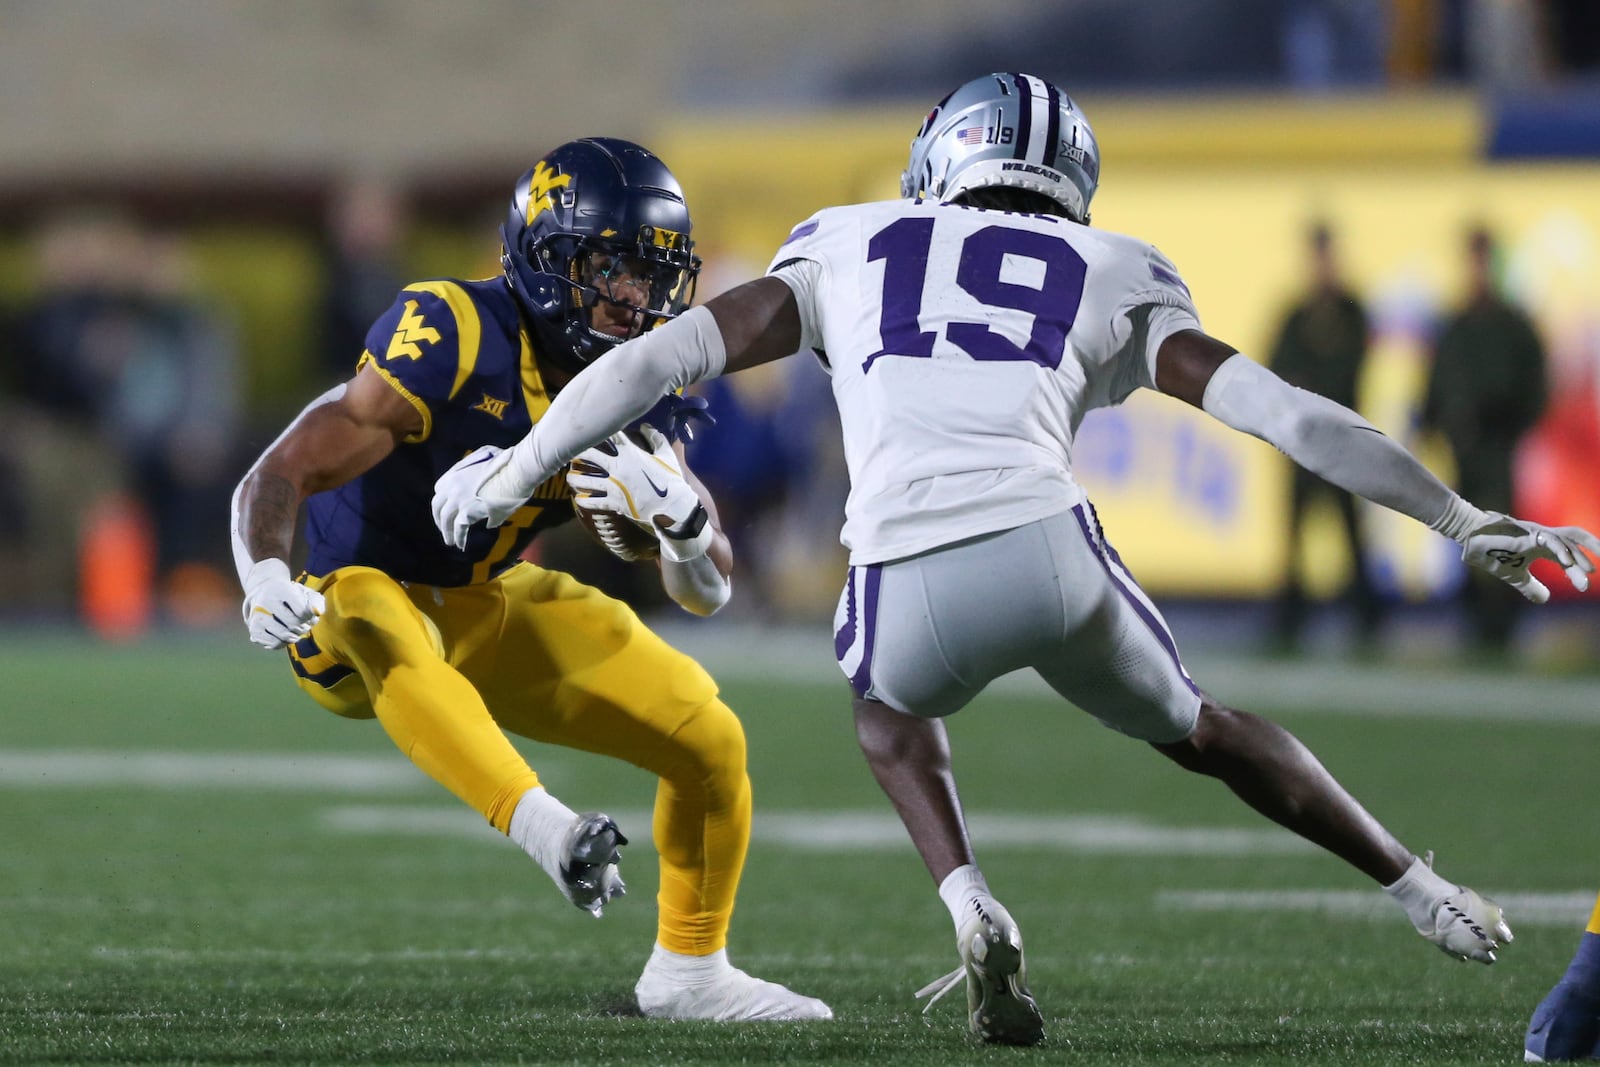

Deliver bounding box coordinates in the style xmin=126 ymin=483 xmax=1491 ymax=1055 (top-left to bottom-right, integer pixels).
xmin=471 ymin=393 xmax=510 ymax=419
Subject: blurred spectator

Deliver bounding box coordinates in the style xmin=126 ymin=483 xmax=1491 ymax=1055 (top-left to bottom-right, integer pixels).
xmin=1268 ymin=222 xmax=1384 ymax=650
xmin=682 ymin=367 xmax=794 ymax=618
xmin=316 ymin=177 xmax=409 ymax=386
xmin=9 ymin=212 xmax=243 ymax=629
xmin=1463 ymin=0 xmax=1550 ymax=88
xmin=1546 ymin=0 xmax=1600 ymax=74
xmin=1282 ymin=0 xmax=1388 ymax=90
xmin=1422 ymin=225 xmax=1549 ymax=654
xmin=4 ymin=212 xmax=141 ymax=619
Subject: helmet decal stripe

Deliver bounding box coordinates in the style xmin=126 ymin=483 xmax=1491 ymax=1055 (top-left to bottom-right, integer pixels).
xmin=1043 ymin=80 xmax=1062 ymax=169
xmin=1010 ymin=72 xmax=1033 ymax=163
xmin=1017 ymin=73 xmax=1052 ymax=167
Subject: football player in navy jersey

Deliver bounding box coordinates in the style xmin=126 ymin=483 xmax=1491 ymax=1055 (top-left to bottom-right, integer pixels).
xmin=230 ymin=138 xmax=830 ymax=1023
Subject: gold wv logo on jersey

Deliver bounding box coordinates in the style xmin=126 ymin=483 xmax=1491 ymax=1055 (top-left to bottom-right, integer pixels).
xmin=471 ymin=393 xmax=510 ymax=420
xmin=385 ymin=301 xmax=442 ymax=362
xmin=525 ymin=160 xmax=572 ymax=224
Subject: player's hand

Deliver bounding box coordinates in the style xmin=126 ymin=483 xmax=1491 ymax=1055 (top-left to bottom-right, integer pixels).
xmin=241 ymin=558 xmax=325 ymax=650
xmin=431 ymin=445 xmax=530 ymax=551
xmin=559 ymin=812 xmax=628 ymax=918
xmin=566 ymin=429 xmax=711 ymax=560
xmin=1459 ymin=512 xmax=1600 ymax=603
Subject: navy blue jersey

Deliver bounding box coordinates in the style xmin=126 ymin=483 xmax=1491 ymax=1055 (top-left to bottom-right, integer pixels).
xmin=304 ymin=277 xmax=577 ymax=587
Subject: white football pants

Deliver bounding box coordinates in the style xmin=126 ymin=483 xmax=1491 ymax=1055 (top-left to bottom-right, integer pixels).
xmin=833 ymin=504 xmax=1202 ymax=742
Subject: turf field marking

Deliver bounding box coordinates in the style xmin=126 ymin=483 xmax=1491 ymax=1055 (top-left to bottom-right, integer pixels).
xmin=322 ymin=805 xmax=1317 ymax=855
xmin=1157 ymin=888 xmax=1597 ymax=926
xmin=0 ymin=749 xmax=431 ymax=792
xmin=88 ymin=946 xmax=570 ymax=964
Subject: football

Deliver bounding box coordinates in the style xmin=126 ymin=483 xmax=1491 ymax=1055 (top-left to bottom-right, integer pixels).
xmin=576 ymin=505 xmax=661 ymax=563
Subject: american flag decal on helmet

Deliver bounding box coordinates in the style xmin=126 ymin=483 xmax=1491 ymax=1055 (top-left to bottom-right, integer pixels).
xmin=956 ymin=126 xmax=986 ymax=145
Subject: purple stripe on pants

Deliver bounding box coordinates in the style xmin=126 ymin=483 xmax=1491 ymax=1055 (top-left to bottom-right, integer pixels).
xmin=1070 ymin=505 xmax=1200 ymax=698
xmin=834 ymin=566 xmax=858 ymax=663
xmin=835 ymin=564 xmax=883 ymax=698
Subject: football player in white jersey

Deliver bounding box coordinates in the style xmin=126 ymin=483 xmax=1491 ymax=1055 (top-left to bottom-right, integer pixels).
xmin=432 ymin=73 xmax=1599 ymax=1045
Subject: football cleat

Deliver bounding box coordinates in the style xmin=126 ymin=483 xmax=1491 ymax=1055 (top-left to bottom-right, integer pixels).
xmin=1524 ymin=979 xmax=1600 ymax=1062
xmin=558 ymin=812 xmax=627 ymax=918
xmin=916 ymin=900 xmax=1044 ymax=1045
xmin=1417 ymin=885 xmax=1513 ymax=964
xmin=635 ymin=955 xmax=833 ymax=1022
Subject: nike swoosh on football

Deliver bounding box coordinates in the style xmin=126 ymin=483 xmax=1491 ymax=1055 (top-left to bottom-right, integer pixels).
xmin=641 ymin=471 xmax=670 ymax=498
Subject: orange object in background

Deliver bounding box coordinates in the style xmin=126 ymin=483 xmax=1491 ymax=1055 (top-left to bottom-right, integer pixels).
xmin=162 ymin=561 xmax=237 ymax=628
xmin=79 ymin=493 xmax=154 ymax=641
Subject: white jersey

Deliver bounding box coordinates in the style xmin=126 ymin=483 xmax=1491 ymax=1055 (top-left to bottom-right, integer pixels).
xmin=767 ymin=198 xmax=1201 ymax=565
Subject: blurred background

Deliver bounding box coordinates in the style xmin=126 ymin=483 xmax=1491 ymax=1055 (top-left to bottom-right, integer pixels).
xmin=3 ymin=0 xmax=1599 ymax=667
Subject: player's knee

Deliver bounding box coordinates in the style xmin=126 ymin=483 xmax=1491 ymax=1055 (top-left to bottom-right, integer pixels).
xmin=1151 ymin=700 xmax=1232 ymax=765
xmin=672 ymin=698 xmax=748 ymax=784
xmin=320 ymin=569 xmax=441 ymax=662
xmin=855 ymin=696 xmax=954 ymax=774
xmin=322 ymin=568 xmax=404 ymax=623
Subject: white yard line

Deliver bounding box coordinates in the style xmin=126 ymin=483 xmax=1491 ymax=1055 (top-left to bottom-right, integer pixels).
xmin=0 ymin=750 xmax=429 ymax=792
xmin=322 ymin=805 xmax=1315 ymax=855
xmin=1158 ymin=888 xmax=1597 ymax=927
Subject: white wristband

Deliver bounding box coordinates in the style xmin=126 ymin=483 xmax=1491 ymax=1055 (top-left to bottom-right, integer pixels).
xmin=1427 ymin=494 xmax=1490 ymax=544
xmin=655 ymin=503 xmax=713 ymax=563
xmin=242 ymin=557 xmax=292 ymax=592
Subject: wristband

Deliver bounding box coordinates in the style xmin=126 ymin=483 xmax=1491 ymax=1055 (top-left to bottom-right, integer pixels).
xmin=656 ymin=503 xmax=713 ymax=563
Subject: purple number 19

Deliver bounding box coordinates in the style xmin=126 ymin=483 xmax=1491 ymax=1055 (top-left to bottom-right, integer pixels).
xmin=865 ymin=216 xmax=1087 ymax=372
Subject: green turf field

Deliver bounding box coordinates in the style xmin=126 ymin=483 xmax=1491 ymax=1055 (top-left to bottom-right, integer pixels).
xmin=1 ymin=630 xmax=1594 ymax=1065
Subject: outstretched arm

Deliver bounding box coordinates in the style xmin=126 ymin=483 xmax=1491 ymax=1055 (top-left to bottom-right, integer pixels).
xmin=434 ymin=277 xmax=803 ymax=547
xmin=1155 ymin=330 xmax=1599 ymax=602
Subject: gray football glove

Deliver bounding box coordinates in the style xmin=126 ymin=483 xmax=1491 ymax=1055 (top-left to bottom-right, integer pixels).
xmin=1459 ymin=512 xmax=1600 ymax=603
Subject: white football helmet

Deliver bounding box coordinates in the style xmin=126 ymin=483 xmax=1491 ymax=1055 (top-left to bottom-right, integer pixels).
xmin=900 ymin=72 xmax=1100 ymax=224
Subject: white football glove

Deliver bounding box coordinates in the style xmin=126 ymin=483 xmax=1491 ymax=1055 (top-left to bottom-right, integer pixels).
xmin=566 ymin=427 xmax=713 ymax=562
xmin=558 ymin=812 xmax=629 ymax=918
xmin=431 ymin=445 xmax=531 ymax=551
xmin=241 ymin=558 xmax=325 ymax=650
xmin=1458 ymin=512 xmax=1600 ymax=603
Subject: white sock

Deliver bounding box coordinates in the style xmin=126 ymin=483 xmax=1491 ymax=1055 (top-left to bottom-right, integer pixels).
xmin=642 ymin=942 xmax=732 ymax=985
xmin=1383 ymin=853 xmax=1459 ymax=929
xmin=938 ymin=864 xmax=996 ymax=932
xmin=508 ymin=786 xmax=578 ymax=884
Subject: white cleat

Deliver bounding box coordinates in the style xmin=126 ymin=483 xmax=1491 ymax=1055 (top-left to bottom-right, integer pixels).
xmin=1419 ymin=886 xmax=1514 ymax=964
xmin=916 ymin=901 xmax=1044 ymax=1045
xmin=636 ymin=950 xmax=833 ymax=1022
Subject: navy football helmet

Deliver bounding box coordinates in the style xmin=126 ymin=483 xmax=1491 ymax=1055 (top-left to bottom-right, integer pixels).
xmin=900 ymin=72 xmax=1100 ymax=224
xmin=501 ymin=137 xmax=701 ymax=373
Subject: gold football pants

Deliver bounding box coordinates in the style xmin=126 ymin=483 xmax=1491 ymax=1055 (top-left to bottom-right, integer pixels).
xmin=285 ymin=562 xmax=749 ymax=955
